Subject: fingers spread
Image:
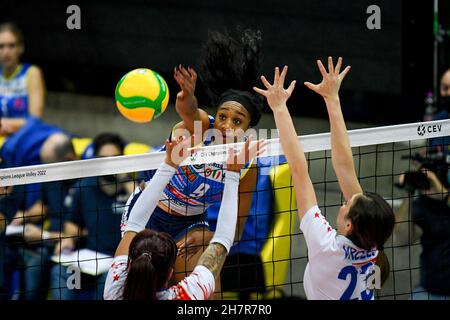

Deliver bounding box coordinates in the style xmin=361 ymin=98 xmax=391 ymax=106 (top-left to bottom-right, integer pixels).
xmin=328 ymin=56 xmax=334 ymax=73
xmin=246 ymin=138 xmax=266 ymax=161
xmin=174 ymin=71 xmax=186 ymax=87
xmin=279 ymin=66 xmax=288 ymax=86
xmin=243 ymin=137 xmax=252 ymax=162
xmin=187 ymin=135 xmax=200 ymax=155
xmin=317 ymin=60 xmax=327 ymax=77
xmin=286 ymin=80 xmax=296 ymax=96
xmin=274 ymin=67 xmax=280 ymax=86
xmin=187 ymin=67 xmax=197 ymax=80
xmin=304 ymin=81 xmax=318 ymax=92
xmin=226 ymin=147 xmax=237 ymax=165
xmin=249 ymin=139 xmax=266 ymax=159
xmin=335 ymin=57 xmax=343 ymax=74
xmin=228 ymin=147 xmax=237 ymax=158
xmin=261 ymin=75 xmax=271 ymax=89
xmin=340 ymin=66 xmax=351 ymax=80
xmin=179 ymin=65 xmax=192 ymax=79
xmin=253 ymin=86 xmax=267 ymax=96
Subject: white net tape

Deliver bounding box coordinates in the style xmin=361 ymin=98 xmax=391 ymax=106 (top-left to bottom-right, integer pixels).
xmin=0 ymin=119 xmax=448 ymax=187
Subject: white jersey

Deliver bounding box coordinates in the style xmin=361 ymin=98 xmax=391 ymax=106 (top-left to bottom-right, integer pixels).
xmin=300 ymin=206 xmax=378 ymax=300
xmin=103 ymin=255 xmax=215 ymax=300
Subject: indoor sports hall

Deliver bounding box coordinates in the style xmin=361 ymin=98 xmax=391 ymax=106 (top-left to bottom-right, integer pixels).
xmin=0 ymin=0 xmax=449 ymax=302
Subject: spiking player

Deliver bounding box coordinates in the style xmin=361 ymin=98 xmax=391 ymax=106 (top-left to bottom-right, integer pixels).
xmin=121 ymin=29 xmax=266 ymax=289
xmin=105 ymin=135 xmax=264 ymax=300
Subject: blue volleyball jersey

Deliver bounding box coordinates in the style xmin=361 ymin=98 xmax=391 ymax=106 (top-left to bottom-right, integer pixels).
xmin=0 ymin=64 xmax=31 ymax=118
xmin=139 ymin=115 xmax=248 ymax=216
xmin=0 ymin=116 xmax=62 ymax=168
xmin=0 ymin=117 xmax=65 ymax=209
xmin=159 ymin=161 xmax=226 ymax=215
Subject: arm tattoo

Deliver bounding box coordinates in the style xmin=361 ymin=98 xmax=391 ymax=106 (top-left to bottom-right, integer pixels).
xmin=197 ymin=242 xmax=228 ymax=279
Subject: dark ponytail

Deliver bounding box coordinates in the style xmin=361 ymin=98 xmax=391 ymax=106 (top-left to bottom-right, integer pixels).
xmin=122 ymin=230 xmax=177 ymax=300
xmin=375 ymin=250 xmax=390 ymax=287
xmin=123 ymin=253 xmax=157 ymax=300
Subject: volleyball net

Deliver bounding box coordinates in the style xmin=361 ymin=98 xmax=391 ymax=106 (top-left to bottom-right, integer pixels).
xmin=1 ymin=119 xmax=449 ymax=300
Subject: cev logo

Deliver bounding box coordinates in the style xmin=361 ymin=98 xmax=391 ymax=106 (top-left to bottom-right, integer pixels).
xmin=417 ymin=125 xmax=426 ymax=136
xmin=417 ymin=124 xmax=442 ymax=136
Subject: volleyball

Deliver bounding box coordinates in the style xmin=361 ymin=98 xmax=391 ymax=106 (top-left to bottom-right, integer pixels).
xmin=115 ymin=68 xmax=169 ymax=123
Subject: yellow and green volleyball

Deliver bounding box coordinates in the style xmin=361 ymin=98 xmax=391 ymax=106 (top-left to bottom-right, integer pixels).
xmin=115 ymin=68 xmax=169 ymax=123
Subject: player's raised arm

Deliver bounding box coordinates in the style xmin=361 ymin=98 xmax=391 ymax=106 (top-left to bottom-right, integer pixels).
xmin=114 ymin=136 xmax=195 ymax=257
xmin=254 ymin=66 xmax=317 ymax=221
xmin=173 ymin=65 xmax=210 ymax=135
xmin=304 ymin=57 xmax=362 ymax=200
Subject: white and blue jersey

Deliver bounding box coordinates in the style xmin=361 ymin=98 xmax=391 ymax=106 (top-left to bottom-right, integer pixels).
xmin=140 ymin=115 xmax=235 ymax=216
xmin=300 ymin=206 xmax=379 ymax=300
xmin=121 ymin=115 xmax=252 ymax=237
xmin=0 ymin=63 xmax=32 ymax=118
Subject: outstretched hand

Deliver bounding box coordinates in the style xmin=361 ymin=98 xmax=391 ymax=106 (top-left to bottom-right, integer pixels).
xmin=177 ymin=229 xmax=213 ymax=261
xmin=304 ymin=57 xmax=351 ymax=100
xmin=164 ymin=135 xmax=197 ymax=169
xmin=174 ymin=65 xmax=197 ymax=100
xmin=225 ymin=136 xmax=266 ymax=173
xmin=253 ymin=66 xmax=296 ymax=112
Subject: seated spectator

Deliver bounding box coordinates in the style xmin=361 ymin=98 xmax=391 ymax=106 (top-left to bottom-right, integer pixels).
xmin=0 ymin=116 xmax=74 ymax=168
xmin=0 ymin=201 xmax=6 ymax=300
xmin=0 ymin=22 xmax=45 ymax=136
xmin=50 ymin=133 xmax=133 ymax=300
xmin=15 ymin=178 xmax=78 ymax=300
xmin=0 ymin=110 xmax=74 ymax=299
xmin=0 ymin=146 xmax=22 ymax=300
xmin=0 ymin=113 xmax=12 ymax=299
xmin=80 ymin=133 xmax=127 ymax=160
xmin=0 ymin=116 xmax=75 ymax=228
xmin=0 ymin=183 xmax=22 ymax=300
xmin=0 ymin=118 xmax=76 ymax=299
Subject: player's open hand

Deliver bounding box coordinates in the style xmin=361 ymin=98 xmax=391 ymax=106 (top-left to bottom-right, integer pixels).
xmin=304 ymin=57 xmax=351 ymax=101
xmin=174 ymin=65 xmax=197 ymax=100
xmin=177 ymin=229 xmax=213 ymax=261
xmin=165 ymin=135 xmax=197 ymax=169
xmin=225 ymin=136 xmax=266 ymax=173
xmin=253 ymin=66 xmax=296 ymax=112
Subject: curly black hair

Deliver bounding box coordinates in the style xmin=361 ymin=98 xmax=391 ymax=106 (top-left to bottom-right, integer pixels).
xmin=199 ymin=28 xmax=264 ymax=126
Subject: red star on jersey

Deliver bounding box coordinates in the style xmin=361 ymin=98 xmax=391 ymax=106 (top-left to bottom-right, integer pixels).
xmin=327 ymin=226 xmax=332 ymax=232
xmin=113 ymin=274 xmax=120 ymax=282
xmin=314 ymin=212 xmax=320 ymax=218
